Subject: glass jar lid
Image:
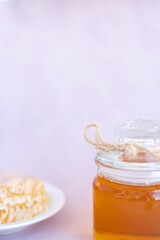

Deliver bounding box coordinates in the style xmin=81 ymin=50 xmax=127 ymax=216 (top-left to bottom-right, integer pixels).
xmin=114 ymin=119 xmax=160 ymax=147
xmin=96 ymin=120 xmax=160 ymax=171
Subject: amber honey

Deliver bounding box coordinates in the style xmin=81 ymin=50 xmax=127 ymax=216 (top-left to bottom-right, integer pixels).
xmin=93 ymin=175 xmax=160 ymax=240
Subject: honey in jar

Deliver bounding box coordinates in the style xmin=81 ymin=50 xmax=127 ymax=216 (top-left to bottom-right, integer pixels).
xmin=93 ymin=120 xmax=160 ymax=240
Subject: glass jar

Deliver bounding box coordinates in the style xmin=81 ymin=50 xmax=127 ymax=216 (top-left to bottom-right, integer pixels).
xmin=93 ymin=120 xmax=160 ymax=240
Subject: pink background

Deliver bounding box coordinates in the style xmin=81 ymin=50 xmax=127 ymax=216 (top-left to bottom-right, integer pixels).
xmin=1 ymin=0 xmax=160 ymax=239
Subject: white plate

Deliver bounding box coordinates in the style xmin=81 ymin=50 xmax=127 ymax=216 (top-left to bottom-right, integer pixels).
xmin=0 ymin=182 xmax=65 ymax=235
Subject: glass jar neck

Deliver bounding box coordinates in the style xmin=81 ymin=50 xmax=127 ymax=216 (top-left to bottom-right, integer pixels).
xmin=97 ymin=161 xmax=160 ymax=186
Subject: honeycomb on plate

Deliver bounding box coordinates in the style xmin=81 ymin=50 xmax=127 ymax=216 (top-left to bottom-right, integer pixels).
xmin=0 ymin=171 xmax=46 ymax=224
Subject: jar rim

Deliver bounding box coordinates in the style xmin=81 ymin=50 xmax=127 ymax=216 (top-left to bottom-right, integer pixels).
xmin=96 ymin=151 xmax=160 ymax=185
xmin=96 ymin=151 xmax=160 ymax=171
